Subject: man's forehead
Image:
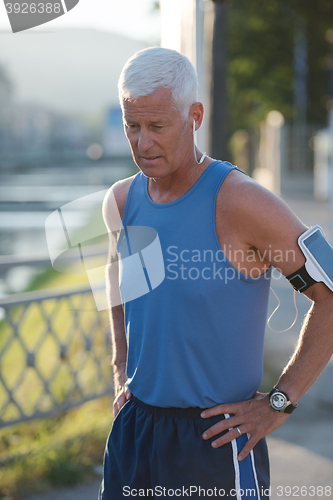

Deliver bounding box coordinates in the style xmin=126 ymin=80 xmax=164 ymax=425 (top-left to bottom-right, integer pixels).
xmin=124 ymin=86 xmax=173 ymax=103
xmin=122 ymin=88 xmax=179 ymax=116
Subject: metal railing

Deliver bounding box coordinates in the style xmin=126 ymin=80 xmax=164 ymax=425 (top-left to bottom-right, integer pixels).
xmin=0 ymin=242 xmax=109 ymax=272
xmin=0 ymin=284 xmax=112 ymax=428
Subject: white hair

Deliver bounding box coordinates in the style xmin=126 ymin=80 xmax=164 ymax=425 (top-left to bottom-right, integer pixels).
xmin=118 ymin=47 xmax=199 ymax=120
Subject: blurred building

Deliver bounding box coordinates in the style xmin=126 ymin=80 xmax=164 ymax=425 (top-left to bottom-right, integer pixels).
xmin=103 ymin=107 xmax=131 ymax=156
xmin=0 ymin=29 xmax=150 ymax=170
xmin=0 ymin=102 xmax=91 ymax=169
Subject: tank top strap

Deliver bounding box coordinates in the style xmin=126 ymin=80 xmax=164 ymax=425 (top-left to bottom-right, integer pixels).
xmin=193 ymin=160 xmax=242 ymax=199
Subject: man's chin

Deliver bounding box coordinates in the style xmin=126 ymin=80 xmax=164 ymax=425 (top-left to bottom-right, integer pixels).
xmin=136 ymin=157 xmax=165 ymax=176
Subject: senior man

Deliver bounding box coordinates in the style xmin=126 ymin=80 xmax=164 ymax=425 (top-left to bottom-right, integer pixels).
xmin=99 ymin=47 xmax=333 ymax=499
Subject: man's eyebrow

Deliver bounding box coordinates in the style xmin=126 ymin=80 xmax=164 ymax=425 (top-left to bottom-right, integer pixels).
xmin=149 ymin=119 xmax=169 ymax=125
xmin=123 ymin=118 xmax=136 ymax=125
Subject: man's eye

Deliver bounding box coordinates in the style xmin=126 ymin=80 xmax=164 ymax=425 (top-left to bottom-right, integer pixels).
xmin=154 ymin=126 xmax=163 ymax=130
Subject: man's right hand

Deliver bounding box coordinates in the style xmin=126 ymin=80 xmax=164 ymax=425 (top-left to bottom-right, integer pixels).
xmin=113 ymin=386 xmax=132 ymax=418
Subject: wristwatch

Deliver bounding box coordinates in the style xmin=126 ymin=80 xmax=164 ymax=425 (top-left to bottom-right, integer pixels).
xmin=269 ymin=387 xmax=298 ymax=414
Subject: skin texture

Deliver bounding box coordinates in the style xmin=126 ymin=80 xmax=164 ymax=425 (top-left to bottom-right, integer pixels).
xmin=103 ymin=87 xmax=333 ymax=460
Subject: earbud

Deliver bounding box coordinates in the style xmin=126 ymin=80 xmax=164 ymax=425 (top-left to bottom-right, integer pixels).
xmin=192 ymin=120 xmax=207 ymax=165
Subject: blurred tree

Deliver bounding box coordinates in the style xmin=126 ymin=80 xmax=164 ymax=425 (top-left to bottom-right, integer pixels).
xmin=151 ymin=1 xmax=160 ymax=12
xmin=210 ymin=0 xmax=230 ymax=160
xmin=228 ymin=0 xmax=333 ymax=132
xmin=0 ymin=64 xmax=13 ymax=123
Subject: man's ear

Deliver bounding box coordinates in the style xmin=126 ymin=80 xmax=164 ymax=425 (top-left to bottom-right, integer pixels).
xmin=189 ymin=102 xmax=204 ymax=132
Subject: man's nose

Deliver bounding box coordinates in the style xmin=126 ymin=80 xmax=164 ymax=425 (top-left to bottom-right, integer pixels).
xmin=137 ymin=130 xmax=154 ymax=152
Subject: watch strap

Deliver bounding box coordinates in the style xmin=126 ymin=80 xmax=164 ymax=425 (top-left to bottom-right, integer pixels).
xmin=284 ymin=403 xmax=297 ymax=414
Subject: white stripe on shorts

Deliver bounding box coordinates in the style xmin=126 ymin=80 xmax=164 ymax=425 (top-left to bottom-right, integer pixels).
xmin=249 ymin=436 xmax=261 ymax=500
xmin=225 ymin=414 xmax=242 ymax=500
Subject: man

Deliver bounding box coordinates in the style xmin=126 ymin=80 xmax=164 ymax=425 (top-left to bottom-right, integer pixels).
xmin=99 ymin=47 xmax=333 ymax=499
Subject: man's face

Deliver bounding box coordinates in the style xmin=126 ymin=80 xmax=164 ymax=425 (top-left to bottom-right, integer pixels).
xmin=122 ymin=87 xmax=193 ymax=179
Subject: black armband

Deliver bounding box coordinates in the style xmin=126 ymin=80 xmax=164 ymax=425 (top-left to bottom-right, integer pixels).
xmin=286 ymin=264 xmax=317 ymax=293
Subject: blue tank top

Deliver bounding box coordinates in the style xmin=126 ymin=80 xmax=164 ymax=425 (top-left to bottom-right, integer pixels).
xmin=118 ymin=160 xmax=272 ymax=408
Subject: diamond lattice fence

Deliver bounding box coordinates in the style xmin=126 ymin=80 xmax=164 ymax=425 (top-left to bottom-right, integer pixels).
xmin=0 ymin=287 xmax=112 ymax=428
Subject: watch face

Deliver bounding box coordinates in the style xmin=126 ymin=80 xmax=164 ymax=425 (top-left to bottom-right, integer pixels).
xmin=271 ymin=393 xmax=287 ymax=410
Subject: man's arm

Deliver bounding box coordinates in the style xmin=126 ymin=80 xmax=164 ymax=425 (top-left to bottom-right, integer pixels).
xmin=109 ymin=303 xmax=129 ymax=417
xmin=202 ymin=174 xmax=333 ymax=459
xmin=102 ymin=177 xmax=134 ymax=417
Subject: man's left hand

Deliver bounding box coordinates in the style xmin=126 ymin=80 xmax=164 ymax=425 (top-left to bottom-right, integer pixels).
xmin=201 ymin=392 xmax=289 ymax=461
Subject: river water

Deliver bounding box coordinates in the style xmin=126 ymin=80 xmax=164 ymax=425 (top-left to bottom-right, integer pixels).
xmin=0 ymin=159 xmax=134 ymax=295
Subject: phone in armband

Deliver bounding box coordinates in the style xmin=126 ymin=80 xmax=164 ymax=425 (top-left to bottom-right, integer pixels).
xmin=298 ymin=225 xmax=333 ymax=292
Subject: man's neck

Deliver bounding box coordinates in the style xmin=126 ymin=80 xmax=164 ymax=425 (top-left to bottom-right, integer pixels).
xmin=147 ymin=157 xmax=213 ymax=204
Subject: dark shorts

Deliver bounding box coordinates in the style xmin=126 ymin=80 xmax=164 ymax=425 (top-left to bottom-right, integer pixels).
xmin=98 ymin=396 xmax=270 ymax=499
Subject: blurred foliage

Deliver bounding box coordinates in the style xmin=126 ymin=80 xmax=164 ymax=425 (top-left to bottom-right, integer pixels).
xmin=0 ymin=397 xmax=112 ymax=499
xmin=0 ymin=64 xmax=13 ymax=96
xmin=25 ymin=265 xmax=88 ymax=292
xmin=151 ymin=1 xmax=160 ymax=13
xmin=228 ymin=0 xmax=333 ymax=131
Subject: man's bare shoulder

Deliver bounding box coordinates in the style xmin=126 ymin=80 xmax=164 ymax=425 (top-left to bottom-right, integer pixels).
xmin=220 ymin=168 xmax=279 ymax=206
xmin=217 ymin=168 xmax=308 ymax=276
xmin=111 ymin=176 xmax=136 ymax=212
xmin=219 ymin=168 xmax=304 ymax=232
xmin=103 ymin=175 xmax=136 ymax=230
